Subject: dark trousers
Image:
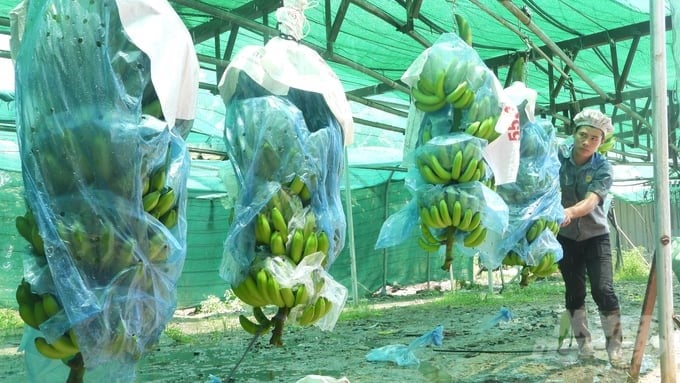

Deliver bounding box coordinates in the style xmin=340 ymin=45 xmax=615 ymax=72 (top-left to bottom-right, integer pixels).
xmin=557 ymin=234 xmax=620 ymax=313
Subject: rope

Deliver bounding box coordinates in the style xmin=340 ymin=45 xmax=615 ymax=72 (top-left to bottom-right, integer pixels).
xmin=275 ymin=0 xmax=318 ymax=42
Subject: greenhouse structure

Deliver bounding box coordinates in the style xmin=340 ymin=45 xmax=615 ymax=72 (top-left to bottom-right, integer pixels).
xmin=0 ymin=0 xmax=679 ymax=382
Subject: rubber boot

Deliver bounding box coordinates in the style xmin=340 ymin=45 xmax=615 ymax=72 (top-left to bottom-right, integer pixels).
xmin=569 ymin=308 xmax=594 ymax=359
xmin=600 ymin=310 xmax=627 ymax=368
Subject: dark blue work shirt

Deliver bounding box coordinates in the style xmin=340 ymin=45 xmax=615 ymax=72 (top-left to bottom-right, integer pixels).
xmin=558 ymin=144 xmax=612 ymax=241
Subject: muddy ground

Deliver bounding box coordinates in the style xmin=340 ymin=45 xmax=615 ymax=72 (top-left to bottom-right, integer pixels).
xmin=0 ymin=276 xmax=678 ymax=383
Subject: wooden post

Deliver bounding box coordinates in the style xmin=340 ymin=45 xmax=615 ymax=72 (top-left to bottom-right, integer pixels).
xmin=629 ymin=253 xmax=657 ymax=380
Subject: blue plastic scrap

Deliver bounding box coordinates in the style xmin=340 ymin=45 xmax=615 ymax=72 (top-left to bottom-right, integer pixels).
xmin=481 ymin=307 xmax=513 ymax=330
xmin=365 ymin=325 xmax=444 ymax=368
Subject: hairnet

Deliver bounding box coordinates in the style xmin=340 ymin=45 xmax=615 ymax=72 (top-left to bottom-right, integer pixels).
xmin=573 ymin=109 xmax=613 ymax=135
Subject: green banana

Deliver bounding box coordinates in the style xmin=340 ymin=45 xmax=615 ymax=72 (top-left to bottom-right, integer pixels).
xmin=464 ymin=121 xmax=481 ymax=136
xmin=289 ymin=229 xmax=305 ymax=264
xmin=41 ymin=294 xmax=60 ymax=317
xmin=450 ymin=150 xmax=464 ymax=180
xmin=438 ymin=199 xmax=452 ymax=226
xmin=288 ymin=175 xmax=305 ymax=195
xmin=252 ymin=306 xmax=271 ymax=325
xmin=418 ymin=237 xmax=441 ymax=252
xmin=445 ymin=80 xmax=469 ymax=104
xmin=302 ymin=232 xmax=318 ymax=257
xmin=159 ymin=208 xmax=179 ymax=229
xmin=35 ymin=337 xmax=77 ymax=360
xmin=19 ymin=302 xmax=40 ymax=329
xmin=280 ymin=287 xmax=296 ymax=307
xmin=255 ymin=268 xmax=272 ymax=305
xmin=149 ymin=166 xmax=167 ymax=193
xmin=427 ymin=155 xmax=452 ymax=181
xmin=429 ymin=205 xmax=446 ymax=228
xmin=270 ymin=207 xmax=288 ymax=238
xmin=15 ymin=215 xmax=33 ymax=243
xmin=419 ymin=164 xmax=448 ymax=184
xmin=150 ymin=188 xmax=176 ymax=219
xmin=317 ymin=231 xmax=330 ymax=256
xmin=417 ymin=77 xmax=437 ymax=95
xmin=458 ymin=158 xmax=479 ymax=183
xmin=255 ymin=213 xmax=272 ymax=245
xmin=412 ymin=86 xmax=443 ymax=105
xmin=463 ymin=226 xmax=487 ymax=247
xmin=238 ymin=314 xmax=272 ymax=335
xmin=467 ymin=212 xmax=482 ymax=232
xmin=452 ymin=88 xmax=474 ymax=109
xmin=458 ymin=209 xmax=474 ymax=231
xmin=266 ymin=273 xmax=286 ymax=308
xmin=297 ymin=304 xmax=316 ymax=326
xmin=419 ymin=207 xmax=436 ymax=228
xmin=142 ymin=190 xmax=161 ymax=212
xmin=450 ymin=201 xmax=462 ymax=227
xmin=294 ymin=284 xmax=309 ymax=307
xmin=270 ymin=231 xmax=287 ymax=256
xmin=302 ymin=211 xmax=316 ymax=242
xmin=33 ymin=301 xmax=48 ymax=327
xmin=415 ymin=99 xmax=447 ymax=113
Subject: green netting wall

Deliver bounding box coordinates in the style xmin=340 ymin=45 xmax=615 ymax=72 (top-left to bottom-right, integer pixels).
xmin=0 ymin=163 xmax=472 ymax=309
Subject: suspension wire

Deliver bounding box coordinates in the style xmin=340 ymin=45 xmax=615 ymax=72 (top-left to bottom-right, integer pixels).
xmin=522 ymin=0 xmax=581 ymax=36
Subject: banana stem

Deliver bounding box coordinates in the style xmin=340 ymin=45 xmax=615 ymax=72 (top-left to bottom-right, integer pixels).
xmin=65 ymin=353 xmax=85 ymax=383
xmin=440 ymin=227 xmax=456 ymax=271
xmin=269 ymin=307 xmax=289 ymax=347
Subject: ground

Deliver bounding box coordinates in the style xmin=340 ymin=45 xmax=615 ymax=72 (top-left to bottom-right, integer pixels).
xmin=0 ymin=275 xmax=678 ymax=383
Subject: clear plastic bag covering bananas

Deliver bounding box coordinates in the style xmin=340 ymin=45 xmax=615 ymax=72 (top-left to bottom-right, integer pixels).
xmin=495 ymin=118 xmax=564 ymax=275
xmin=13 ymin=0 xmax=193 ymax=381
xmin=376 ymin=176 xmax=510 ymax=265
xmin=401 ymin=32 xmax=520 ymax=185
xmin=218 ymin=72 xmax=348 ymax=333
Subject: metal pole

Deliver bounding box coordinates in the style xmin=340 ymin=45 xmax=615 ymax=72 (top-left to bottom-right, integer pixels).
xmin=497 ymin=1 xmax=651 ymax=128
xmin=650 ymin=0 xmax=675 ymax=380
xmin=497 ymin=1 xmax=609 ymax=98
xmin=343 ymin=146 xmax=359 ymax=305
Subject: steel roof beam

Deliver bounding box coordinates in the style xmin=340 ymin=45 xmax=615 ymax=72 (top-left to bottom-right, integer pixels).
xmin=175 ymin=0 xmax=281 ymax=44
xmin=350 ymin=0 xmax=430 ymax=47
xmin=484 ymin=16 xmax=672 ymax=69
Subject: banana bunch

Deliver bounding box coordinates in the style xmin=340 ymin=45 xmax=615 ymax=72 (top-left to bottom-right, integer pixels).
xmin=297 ymin=296 xmax=332 ymax=326
xmin=15 ymin=209 xmax=45 ymax=258
xmin=416 ymin=139 xmax=486 ymax=185
xmin=445 ymin=80 xmax=476 ymax=110
xmin=141 ymin=162 xmax=179 ymax=228
xmin=31 ymin=126 xmax=140 ymax=198
xmin=233 ymin=266 xmax=332 ymax=333
xmin=253 ymin=191 xmax=330 ymax=266
xmin=418 ymin=187 xmax=487 ymax=247
xmin=466 ymin=93 xmax=501 ymax=124
xmin=597 ymin=133 xmax=617 ymax=154
xmin=514 ymin=218 xmax=561 ymax=286
xmin=286 ymin=174 xmax=314 ymax=206
xmin=501 ymin=251 xmax=526 ymax=267
xmin=232 ymin=267 xmax=308 ymax=309
xmin=412 ymin=71 xmax=449 ymax=113
xmin=15 ymin=279 xmax=81 ymax=360
xmin=463 ymin=115 xmax=500 ymax=142
xmin=525 ymin=218 xmax=560 ymax=243
xmin=238 ymin=306 xmax=274 ymax=335
xmin=417 ymin=223 xmax=445 ymax=252
xmin=528 ymin=252 xmax=559 ymax=278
